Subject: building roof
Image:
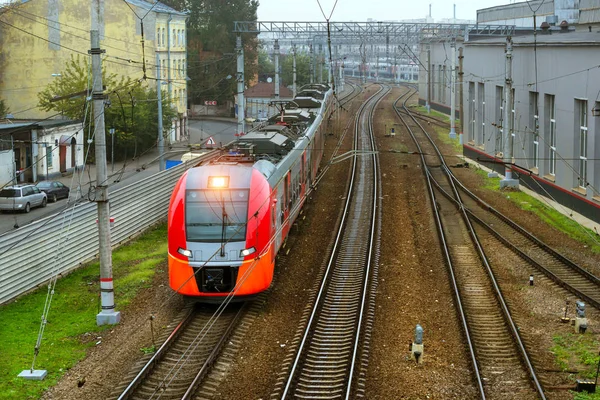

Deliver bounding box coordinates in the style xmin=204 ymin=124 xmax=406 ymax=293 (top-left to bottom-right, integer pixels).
xmin=468 ymin=29 xmax=600 ymax=46
xmin=245 ymin=82 xmax=294 ymax=99
xmin=0 ymin=120 xmax=81 ymax=134
xmin=125 ymin=0 xmax=187 ymax=16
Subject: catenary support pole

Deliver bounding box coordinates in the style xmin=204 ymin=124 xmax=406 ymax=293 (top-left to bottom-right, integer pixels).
xmin=91 ymin=29 xmax=120 ymax=326
xmin=274 ymin=39 xmax=280 ymax=100
xmin=157 ymin=53 xmax=165 ymax=171
xmin=500 ymin=36 xmax=519 ymax=189
xmin=236 ymin=35 xmax=245 ymax=136
xmin=292 ymin=44 xmax=297 ymax=97
xmin=310 ymin=43 xmax=314 ymax=84
xmin=458 ymin=46 xmax=464 ymax=145
xmin=449 ymin=38 xmax=457 ymax=139
xmin=426 ymin=45 xmax=431 ymax=113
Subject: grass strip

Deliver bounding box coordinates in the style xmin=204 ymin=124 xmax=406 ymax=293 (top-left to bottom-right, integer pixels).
xmin=473 ymin=168 xmax=600 ymax=254
xmin=0 ymin=223 xmax=168 ymax=400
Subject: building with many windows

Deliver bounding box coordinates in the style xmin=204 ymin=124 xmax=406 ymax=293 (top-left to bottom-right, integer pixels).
xmin=0 ymin=0 xmax=188 ymax=182
xmin=419 ymin=25 xmax=600 ymax=224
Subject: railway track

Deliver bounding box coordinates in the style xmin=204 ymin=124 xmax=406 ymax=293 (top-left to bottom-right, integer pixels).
xmin=110 ymin=303 xmax=246 ymax=400
xmin=394 ymin=87 xmax=546 ymax=399
xmin=447 ymin=180 xmax=600 ymax=310
xmin=271 ymin=84 xmax=388 ymax=399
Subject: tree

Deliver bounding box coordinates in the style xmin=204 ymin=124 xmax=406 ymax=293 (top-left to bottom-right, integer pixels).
xmin=257 ymin=47 xmax=274 ymax=82
xmin=281 ymin=51 xmax=311 ymax=88
xmin=161 ymin=0 xmax=259 ymax=105
xmin=38 ymin=55 xmax=178 ymax=162
xmin=0 ymin=99 xmax=9 ymax=118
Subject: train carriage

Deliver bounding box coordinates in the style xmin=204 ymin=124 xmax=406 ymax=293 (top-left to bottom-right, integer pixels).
xmin=168 ymin=84 xmax=333 ymax=301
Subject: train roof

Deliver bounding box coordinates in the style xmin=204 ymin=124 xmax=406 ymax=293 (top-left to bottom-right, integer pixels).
xmin=213 ymin=85 xmax=331 ymax=172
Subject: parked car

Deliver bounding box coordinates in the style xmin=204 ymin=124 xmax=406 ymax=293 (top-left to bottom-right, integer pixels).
xmin=36 ymin=181 xmax=70 ymax=203
xmin=0 ymin=184 xmax=47 ymax=213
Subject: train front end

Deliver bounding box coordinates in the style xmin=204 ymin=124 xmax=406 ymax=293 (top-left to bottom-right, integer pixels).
xmin=168 ymin=164 xmax=273 ymax=301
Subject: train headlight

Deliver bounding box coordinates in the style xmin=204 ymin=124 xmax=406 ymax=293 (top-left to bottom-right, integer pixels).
xmin=208 ymin=176 xmax=229 ymax=188
xmin=177 ymin=247 xmax=193 ymax=258
xmin=240 ymin=247 xmax=256 ymax=257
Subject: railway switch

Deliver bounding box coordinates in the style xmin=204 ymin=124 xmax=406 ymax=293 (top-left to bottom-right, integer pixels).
xmin=575 ymin=301 xmax=587 ymax=334
xmin=410 ymin=324 xmax=424 ymax=364
xmin=529 ymin=274 xmax=534 ymax=286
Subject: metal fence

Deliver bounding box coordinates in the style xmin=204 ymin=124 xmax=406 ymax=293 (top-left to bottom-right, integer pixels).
xmin=0 ymin=155 xmax=209 ymax=305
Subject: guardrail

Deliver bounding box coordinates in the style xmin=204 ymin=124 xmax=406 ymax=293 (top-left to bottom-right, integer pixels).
xmin=0 ymin=153 xmax=214 ymax=305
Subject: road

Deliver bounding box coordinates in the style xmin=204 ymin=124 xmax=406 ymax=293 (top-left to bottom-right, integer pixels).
xmin=0 ymin=118 xmax=237 ymax=235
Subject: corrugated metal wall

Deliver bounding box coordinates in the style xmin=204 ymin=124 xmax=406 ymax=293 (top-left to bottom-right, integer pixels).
xmin=0 ymin=155 xmax=210 ymax=305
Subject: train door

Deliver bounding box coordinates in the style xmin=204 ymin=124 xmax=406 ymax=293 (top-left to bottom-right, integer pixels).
xmin=271 ymin=191 xmax=279 ymax=255
xmin=59 ymin=143 xmax=67 ymax=172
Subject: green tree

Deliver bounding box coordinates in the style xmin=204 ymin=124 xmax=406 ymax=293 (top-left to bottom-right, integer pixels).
xmin=38 ymin=55 xmax=178 ymax=162
xmin=281 ymin=51 xmax=311 ymax=88
xmin=0 ymin=99 xmax=9 ymax=118
xmin=161 ymin=0 xmax=259 ymax=105
xmin=258 ymin=47 xmax=274 ymax=82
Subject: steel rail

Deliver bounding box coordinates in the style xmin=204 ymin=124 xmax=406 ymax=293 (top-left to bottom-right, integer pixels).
xmin=115 ymin=305 xmax=244 ymax=400
xmin=391 ymin=88 xmax=486 ymax=399
xmin=434 ymin=181 xmax=600 ymax=310
xmin=280 ymin=84 xmax=387 ymax=399
xmin=181 ymin=303 xmax=247 ymax=400
xmin=116 ymin=307 xmax=196 ymax=400
xmin=397 ymin=86 xmax=546 ymax=399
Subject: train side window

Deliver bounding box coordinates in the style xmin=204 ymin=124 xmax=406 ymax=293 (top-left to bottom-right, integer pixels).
xmin=301 ymin=153 xmax=305 ymax=184
xmin=284 ymin=175 xmax=290 ymax=210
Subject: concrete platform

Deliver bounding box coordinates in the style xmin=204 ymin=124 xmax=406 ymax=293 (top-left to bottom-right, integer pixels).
xmin=19 ymin=369 xmax=47 ymax=380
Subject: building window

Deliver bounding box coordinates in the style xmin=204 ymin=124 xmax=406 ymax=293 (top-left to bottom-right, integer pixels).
xmin=438 ymin=65 xmax=442 ymax=101
xmin=46 ymin=146 xmax=53 ymax=168
xmin=478 ymin=82 xmax=485 ymax=145
xmin=157 ymin=28 xmax=161 ymax=46
xmin=173 ymin=29 xmax=176 ymax=46
xmin=530 ymin=91 xmax=539 ymax=169
xmin=545 ymin=94 xmax=557 ymax=176
xmin=577 ymin=99 xmax=588 ymax=189
xmin=496 ymin=85 xmax=504 ymax=155
xmin=161 ymin=28 xmax=165 ymax=47
xmin=468 ymin=82 xmax=475 ymax=143
xmin=442 ymin=64 xmax=447 ymax=102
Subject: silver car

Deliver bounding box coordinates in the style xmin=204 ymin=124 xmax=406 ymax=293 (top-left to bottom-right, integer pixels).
xmin=0 ymin=184 xmax=47 ymax=213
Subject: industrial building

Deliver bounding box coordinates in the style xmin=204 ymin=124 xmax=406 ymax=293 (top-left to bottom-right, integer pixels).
xmin=419 ymin=0 xmax=600 ymax=224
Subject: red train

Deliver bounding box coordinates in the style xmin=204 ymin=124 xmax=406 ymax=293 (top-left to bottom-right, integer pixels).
xmin=168 ymin=84 xmax=333 ymax=301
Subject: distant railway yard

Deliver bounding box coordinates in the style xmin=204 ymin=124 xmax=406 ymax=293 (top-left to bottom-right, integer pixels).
xmin=2 ymin=84 xmax=600 ymax=400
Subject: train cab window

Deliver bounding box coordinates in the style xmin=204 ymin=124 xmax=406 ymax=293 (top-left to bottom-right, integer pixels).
xmin=185 ymin=189 xmax=248 ymax=242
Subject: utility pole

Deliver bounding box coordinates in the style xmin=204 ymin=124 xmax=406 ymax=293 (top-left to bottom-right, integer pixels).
xmin=458 ymin=46 xmax=464 ymax=145
xmin=426 ymin=45 xmax=431 ymax=113
xmin=156 ymin=53 xmax=165 ymax=171
xmin=274 ymin=39 xmax=280 ymax=100
xmin=292 ymin=44 xmax=297 ymax=97
xmin=449 ymin=38 xmax=457 ymax=139
xmin=309 ymin=43 xmax=314 ymax=84
xmin=500 ymin=36 xmax=519 ymax=188
xmin=319 ymin=45 xmax=324 ymax=83
xmin=91 ymin=11 xmax=120 ymax=325
xmin=236 ymin=35 xmax=245 ymax=136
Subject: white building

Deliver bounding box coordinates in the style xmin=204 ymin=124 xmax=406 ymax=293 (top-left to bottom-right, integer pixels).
xmin=0 ymin=120 xmax=84 ymax=185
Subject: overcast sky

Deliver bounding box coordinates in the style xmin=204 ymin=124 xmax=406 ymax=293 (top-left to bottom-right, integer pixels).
xmin=257 ymin=0 xmax=513 ymax=22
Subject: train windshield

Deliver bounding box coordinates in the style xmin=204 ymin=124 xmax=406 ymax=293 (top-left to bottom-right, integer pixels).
xmin=185 ymin=189 xmax=249 ymax=242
